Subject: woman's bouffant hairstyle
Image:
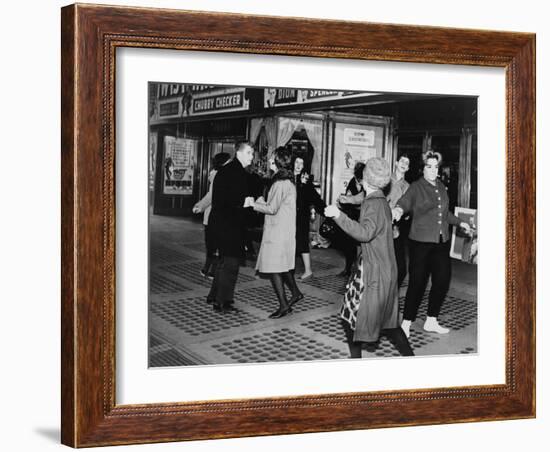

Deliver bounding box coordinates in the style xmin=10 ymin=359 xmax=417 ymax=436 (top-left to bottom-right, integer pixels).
xmin=353 ymin=161 xmax=366 ymax=180
xmin=422 ymin=150 xmax=443 ymax=167
xmin=212 ymin=152 xmax=231 ymax=171
xmin=363 ymin=157 xmax=391 ymax=189
xmin=271 ymin=147 xmax=295 ymax=183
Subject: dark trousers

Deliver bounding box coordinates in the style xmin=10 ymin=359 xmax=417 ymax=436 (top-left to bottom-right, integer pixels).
xmin=207 ymin=255 xmax=240 ymax=307
xmin=335 ymin=232 xmax=358 ymax=274
xmin=202 ymin=225 xmax=218 ymax=275
xmin=393 ymin=235 xmax=407 ymax=288
xmin=403 ymin=239 xmax=451 ymax=321
xmin=393 ymin=218 xmax=410 ymax=288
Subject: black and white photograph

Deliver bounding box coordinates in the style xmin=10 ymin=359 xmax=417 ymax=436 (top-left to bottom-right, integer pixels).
xmin=3 ymin=0 xmax=546 ymax=450
xmin=147 ymin=82 xmax=479 ymax=366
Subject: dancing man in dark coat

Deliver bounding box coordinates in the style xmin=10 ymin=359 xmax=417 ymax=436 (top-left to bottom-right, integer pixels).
xmin=207 ymin=142 xmax=254 ymax=312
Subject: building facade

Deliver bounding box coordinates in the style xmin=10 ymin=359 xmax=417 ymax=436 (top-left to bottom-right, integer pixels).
xmin=148 ymin=83 xmax=477 ymax=215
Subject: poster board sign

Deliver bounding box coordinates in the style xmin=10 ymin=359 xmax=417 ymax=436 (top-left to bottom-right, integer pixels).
xmin=331 ymin=123 xmax=383 ymax=202
xmin=149 ymin=131 xmax=157 ymax=192
xmin=162 ymin=136 xmax=195 ymax=195
xmin=450 ymin=207 xmax=478 ymax=264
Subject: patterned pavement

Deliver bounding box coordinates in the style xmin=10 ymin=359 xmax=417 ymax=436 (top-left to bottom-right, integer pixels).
xmin=149 ymin=215 xmax=478 ymax=367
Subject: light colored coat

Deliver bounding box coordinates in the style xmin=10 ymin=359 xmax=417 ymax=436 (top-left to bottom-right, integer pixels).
xmin=254 ymin=179 xmax=296 ymax=273
xmin=335 ymin=190 xmax=399 ymax=342
xmin=194 ymin=170 xmax=216 ymax=225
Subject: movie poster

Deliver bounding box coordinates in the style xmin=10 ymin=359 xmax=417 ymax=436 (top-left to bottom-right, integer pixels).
xmin=162 ymin=137 xmax=196 ymax=195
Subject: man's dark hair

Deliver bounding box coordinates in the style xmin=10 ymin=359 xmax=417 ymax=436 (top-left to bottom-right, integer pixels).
xmin=212 ymin=152 xmax=230 ymax=171
xmin=397 ymin=152 xmax=411 ymax=162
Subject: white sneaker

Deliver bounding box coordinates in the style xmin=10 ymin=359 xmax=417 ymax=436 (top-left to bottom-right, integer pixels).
xmin=423 ymin=316 xmax=450 ymax=334
xmin=401 ymin=320 xmax=411 ymax=338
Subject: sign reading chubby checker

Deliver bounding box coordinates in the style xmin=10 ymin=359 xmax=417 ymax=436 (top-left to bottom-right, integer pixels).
xmin=155 ymin=84 xmax=250 ymax=119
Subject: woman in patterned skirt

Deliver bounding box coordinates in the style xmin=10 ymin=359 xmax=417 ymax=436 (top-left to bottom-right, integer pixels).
xmin=324 ymin=157 xmax=414 ymax=358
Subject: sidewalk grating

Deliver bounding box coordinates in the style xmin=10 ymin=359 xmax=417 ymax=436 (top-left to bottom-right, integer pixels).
xmin=211 ymin=328 xmax=348 ymax=363
xmin=148 ymin=215 xmax=478 ymax=366
xmin=237 ymin=285 xmax=333 ymax=314
xmin=151 ymin=296 xmax=264 ymax=336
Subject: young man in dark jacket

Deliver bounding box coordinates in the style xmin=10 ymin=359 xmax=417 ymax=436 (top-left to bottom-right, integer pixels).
xmin=207 ymin=142 xmax=254 ymax=312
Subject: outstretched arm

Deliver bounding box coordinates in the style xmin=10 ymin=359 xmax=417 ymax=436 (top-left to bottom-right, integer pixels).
xmin=253 ymin=182 xmax=286 ymax=216
xmin=326 ymin=202 xmax=383 ymax=243
xmin=194 ymin=187 xmax=212 ymax=213
xmin=308 ymin=183 xmax=327 ymax=213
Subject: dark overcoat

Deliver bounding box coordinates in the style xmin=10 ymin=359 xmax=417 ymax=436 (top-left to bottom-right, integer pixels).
xmin=334 ymin=190 xmax=399 ymax=342
xmin=295 ymin=175 xmax=326 ymax=253
xmin=208 ymin=158 xmax=250 ymax=258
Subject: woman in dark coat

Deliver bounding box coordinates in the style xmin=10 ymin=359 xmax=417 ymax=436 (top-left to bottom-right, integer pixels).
xmin=325 ymin=157 xmax=413 ymax=358
xmin=252 ymin=148 xmax=303 ymax=318
xmin=293 ymin=156 xmax=326 ymax=279
xmin=335 ymin=161 xmax=366 ymax=277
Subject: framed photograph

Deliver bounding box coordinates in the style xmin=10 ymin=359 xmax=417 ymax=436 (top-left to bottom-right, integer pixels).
xmin=450 ymin=207 xmax=478 ymax=262
xmin=61 ymin=3 xmax=535 ymax=447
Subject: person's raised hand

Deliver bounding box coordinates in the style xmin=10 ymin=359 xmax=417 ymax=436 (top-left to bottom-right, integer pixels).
xmin=324 ymin=205 xmax=340 ymax=219
xmin=392 ymin=207 xmax=403 ymax=222
xmin=243 ymin=197 xmax=255 ymax=208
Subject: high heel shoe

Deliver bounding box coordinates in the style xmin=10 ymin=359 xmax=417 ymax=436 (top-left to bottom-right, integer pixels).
xmin=288 ymin=293 xmax=304 ymax=308
xmin=268 ymin=306 xmax=293 ymax=319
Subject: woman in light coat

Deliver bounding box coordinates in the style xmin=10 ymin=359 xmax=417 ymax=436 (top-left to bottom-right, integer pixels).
xmin=325 ymin=157 xmax=414 ymax=357
xmin=252 ymin=147 xmax=303 ymax=319
xmin=192 ymin=152 xmax=231 ymax=278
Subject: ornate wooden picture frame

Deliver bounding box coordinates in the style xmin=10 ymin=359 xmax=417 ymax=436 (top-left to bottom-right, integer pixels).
xmin=61 ymin=3 xmax=535 ymax=447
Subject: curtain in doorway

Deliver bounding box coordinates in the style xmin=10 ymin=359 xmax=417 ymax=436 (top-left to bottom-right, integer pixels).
xmin=249 ymin=118 xmax=264 ymax=145
xmin=276 ymin=117 xmax=324 ymax=179
xmin=301 ymin=119 xmax=323 ymax=180
xmin=276 ymin=117 xmax=300 ymax=149
xmin=264 ymin=117 xmax=278 ymax=152
xmin=250 ymin=117 xmax=278 ymax=154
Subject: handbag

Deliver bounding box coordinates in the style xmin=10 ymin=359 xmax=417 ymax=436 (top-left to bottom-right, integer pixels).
xmin=319 ymin=217 xmax=338 ymax=241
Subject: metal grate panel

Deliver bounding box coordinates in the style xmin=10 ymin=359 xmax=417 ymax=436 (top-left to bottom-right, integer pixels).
xmin=301 ymin=274 xmax=349 ymax=293
xmin=211 ymin=328 xmax=348 ymax=363
xmin=235 ymin=285 xmax=333 ymax=314
xmin=159 ymin=261 xmax=256 ymax=287
xmin=150 ymin=272 xmax=192 ymax=294
xmin=149 ymin=349 xmax=197 ymax=367
xmin=151 ymin=296 xmax=264 ymax=336
xmin=150 ymin=245 xmax=198 ymax=265
xmin=398 ymin=293 xmax=477 ymax=331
